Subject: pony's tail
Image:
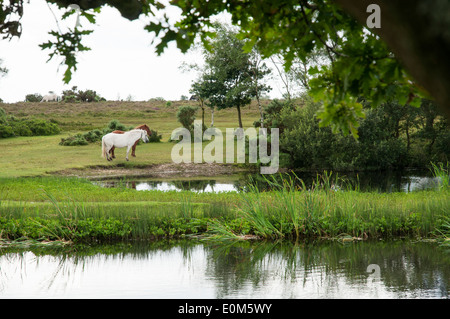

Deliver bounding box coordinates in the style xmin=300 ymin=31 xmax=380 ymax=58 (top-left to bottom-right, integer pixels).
xmin=101 ymin=137 xmax=107 ymax=158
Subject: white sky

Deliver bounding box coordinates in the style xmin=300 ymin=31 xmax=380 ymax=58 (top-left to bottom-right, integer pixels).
xmin=0 ymin=0 xmax=285 ymax=103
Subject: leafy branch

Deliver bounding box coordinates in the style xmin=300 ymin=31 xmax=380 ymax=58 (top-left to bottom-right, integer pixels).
xmin=39 ymin=29 xmax=93 ymax=83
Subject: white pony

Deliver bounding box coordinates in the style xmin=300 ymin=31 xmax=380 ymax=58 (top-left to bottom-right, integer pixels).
xmin=41 ymin=93 xmax=59 ymax=102
xmin=102 ymin=129 xmax=149 ymax=161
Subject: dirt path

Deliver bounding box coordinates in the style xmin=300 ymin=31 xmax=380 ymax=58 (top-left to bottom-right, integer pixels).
xmin=54 ymin=163 xmax=256 ymax=180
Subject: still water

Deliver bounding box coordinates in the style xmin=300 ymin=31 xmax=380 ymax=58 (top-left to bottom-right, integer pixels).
xmin=0 ymin=240 xmax=448 ymax=298
xmin=95 ymin=170 xmax=441 ymax=194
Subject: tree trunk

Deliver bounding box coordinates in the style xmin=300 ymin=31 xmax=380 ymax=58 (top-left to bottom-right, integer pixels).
xmin=237 ymin=105 xmax=243 ymax=128
xmin=210 ymin=107 xmax=214 ymax=127
xmin=200 ymin=99 xmax=205 ymax=132
xmin=405 ymin=116 xmax=410 ymax=152
xmin=257 ymin=96 xmax=264 ymax=127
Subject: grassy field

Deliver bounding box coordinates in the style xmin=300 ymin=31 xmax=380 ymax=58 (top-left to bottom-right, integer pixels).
xmin=0 ymin=100 xmax=267 ymax=177
xmin=0 ymin=100 xmax=449 ymax=246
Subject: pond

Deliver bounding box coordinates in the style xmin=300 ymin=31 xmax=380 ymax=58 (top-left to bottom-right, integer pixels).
xmin=94 ymin=170 xmax=441 ymax=193
xmin=0 ymin=240 xmax=448 ymax=299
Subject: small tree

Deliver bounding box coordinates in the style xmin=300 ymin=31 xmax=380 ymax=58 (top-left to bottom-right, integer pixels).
xmin=176 ymin=105 xmax=197 ymax=132
xmin=202 ymin=24 xmax=271 ymax=128
xmin=249 ymin=46 xmax=272 ymax=129
xmin=190 ymin=75 xmax=216 ymax=131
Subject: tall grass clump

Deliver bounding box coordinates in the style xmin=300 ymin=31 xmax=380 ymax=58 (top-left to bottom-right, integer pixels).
xmin=430 ymin=162 xmax=449 ymax=190
xmin=205 ymin=172 xmax=450 ymax=241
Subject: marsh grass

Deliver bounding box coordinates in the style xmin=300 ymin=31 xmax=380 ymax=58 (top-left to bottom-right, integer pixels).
xmin=430 ymin=162 xmax=450 ymax=190
xmin=0 ymin=177 xmax=237 ymax=243
xmin=0 ymin=173 xmax=448 ymax=244
xmin=206 ymin=172 xmax=450 ymax=241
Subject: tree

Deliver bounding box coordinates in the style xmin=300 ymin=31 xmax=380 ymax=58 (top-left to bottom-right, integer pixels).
xmin=202 ymin=24 xmax=270 ymax=128
xmin=249 ymin=47 xmax=272 ymax=129
xmin=2 ymin=0 xmax=450 ymax=135
xmin=204 ymin=24 xmax=251 ymax=128
xmin=146 ymin=0 xmax=450 ymax=136
xmin=176 ymin=105 xmax=197 ymax=132
xmin=190 ymin=76 xmax=211 ymax=131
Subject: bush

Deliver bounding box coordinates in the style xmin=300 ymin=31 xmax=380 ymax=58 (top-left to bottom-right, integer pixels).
xmin=62 ymin=86 xmax=104 ymax=103
xmin=176 ymin=105 xmax=197 ymax=131
xmin=25 ymin=119 xmax=60 ymax=136
xmin=59 ymin=134 xmax=89 ymax=146
xmin=83 ymin=129 xmax=103 ymax=143
xmin=0 ymin=124 xmax=14 ymax=138
xmin=148 ymin=129 xmax=162 ymax=142
xmin=25 ymin=93 xmax=43 ymax=102
xmin=107 ymin=119 xmax=131 ymax=132
xmin=0 ymin=107 xmax=61 ymax=138
xmin=60 ymin=120 xmax=156 ymax=146
xmin=273 ymin=97 xmax=411 ymax=170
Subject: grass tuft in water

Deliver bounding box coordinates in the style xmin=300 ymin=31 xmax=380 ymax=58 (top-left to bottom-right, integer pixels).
xmin=430 ymin=161 xmax=449 ymax=190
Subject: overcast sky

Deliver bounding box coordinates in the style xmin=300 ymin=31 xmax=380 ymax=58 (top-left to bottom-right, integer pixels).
xmin=0 ymin=0 xmax=286 ymax=103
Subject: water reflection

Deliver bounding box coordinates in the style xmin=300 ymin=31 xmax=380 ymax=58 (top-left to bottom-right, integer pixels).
xmin=0 ymin=240 xmax=448 ymax=298
xmin=94 ymin=170 xmax=441 ymax=193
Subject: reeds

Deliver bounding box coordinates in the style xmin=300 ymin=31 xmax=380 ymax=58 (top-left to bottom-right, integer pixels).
xmin=206 ymin=171 xmax=449 ymax=241
xmin=1 ymin=171 xmax=448 ymax=244
xmin=430 ymin=161 xmax=449 ymax=190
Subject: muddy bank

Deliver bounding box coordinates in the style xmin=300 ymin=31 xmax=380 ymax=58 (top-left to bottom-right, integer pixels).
xmin=53 ymin=163 xmax=258 ymax=180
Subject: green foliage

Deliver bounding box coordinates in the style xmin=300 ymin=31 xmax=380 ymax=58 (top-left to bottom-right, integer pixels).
xmin=62 ymin=86 xmax=104 ymax=102
xmin=25 ymin=93 xmax=43 ymax=102
xmin=40 ymin=29 xmax=93 ymax=83
xmin=145 ymin=0 xmax=437 ymax=136
xmin=0 ymin=176 xmax=448 ymax=243
xmin=59 ymin=120 xmax=132 ymax=146
xmin=25 ymin=119 xmax=61 ymax=136
xmin=4 ymin=0 xmax=450 ymax=137
xmin=205 ymin=174 xmax=450 ymax=241
xmin=0 ymin=123 xmax=14 ymax=138
xmin=148 ymin=129 xmax=162 ymax=142
xmin=176 ymin=105 xmax=197 ymax=131
xmin=430 ymin=162 xmax=449 ymax=191
xmin=59 ymin=120 xmax=161 ymax=146
xmin=266 ymin=96 xmax=449 ymax=170
xmin=107 ymin=119 xmax=130 ymax=131
xmin=0 ymin=107 xmax=61 ymax=138
xmin=196 ymin=24 xmax=271 ymax=128
xmin=59 ymin=133 xmax=90 ymax=146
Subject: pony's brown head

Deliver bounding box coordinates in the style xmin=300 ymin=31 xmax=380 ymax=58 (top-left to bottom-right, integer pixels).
xmin=135 ymin=124 xmax=152 ymax=136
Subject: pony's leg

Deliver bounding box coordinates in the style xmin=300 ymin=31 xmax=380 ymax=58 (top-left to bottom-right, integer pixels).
xmin=131 ymin=141 xmax=138 ymax=157
xmin=106 ymin=145 xmax=113 ymax=161
xmin=110 ymin=146 xmax=116 ymax=158
xmin=125 ymin=145 xmax=133 ymax=161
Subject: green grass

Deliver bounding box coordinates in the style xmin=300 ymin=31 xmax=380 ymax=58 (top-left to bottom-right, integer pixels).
xmin=206 ymin=174 xmax=449 ymax=241
xmin=0 ymin=100 xmax=263 ymax=177
xmin=0 ymin=175 xmax=448 ymax=244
